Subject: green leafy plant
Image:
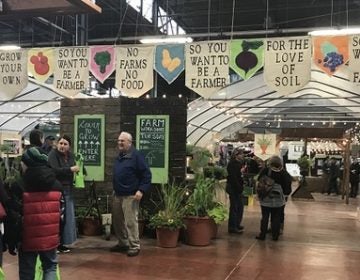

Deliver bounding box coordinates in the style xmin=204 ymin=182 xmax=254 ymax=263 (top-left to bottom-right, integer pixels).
xmin=203 ymin=165 xmax=228 ymax=180
xmin=149 ymin=182 xmax=188 ymax=230
xmin=207 ymin=202 xmax=228 ymax=224
xmin=185 ymin=175 xmax=216 ymax=217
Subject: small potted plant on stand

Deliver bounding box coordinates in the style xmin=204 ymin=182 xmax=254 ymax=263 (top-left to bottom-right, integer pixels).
xmin=149 ymin=182 xmax=188 ymax=248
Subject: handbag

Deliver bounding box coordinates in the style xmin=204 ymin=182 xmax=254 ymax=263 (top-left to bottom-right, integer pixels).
xmin=0 ymin=202 xmax=6 ymax=220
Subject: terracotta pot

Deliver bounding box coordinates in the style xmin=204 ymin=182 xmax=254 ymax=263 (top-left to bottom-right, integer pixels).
xmin=183 ymin=216 xmax=212 ymax=246
xmin=156 ymin=228 xmax=180 ymax=248
xmin=210 ymin=218 xmax=218 ymax=239
xmin=81 ymin=217 xmax=102 ymax=236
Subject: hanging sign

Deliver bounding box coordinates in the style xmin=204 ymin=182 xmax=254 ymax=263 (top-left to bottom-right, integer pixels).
xmin=155 ymin=44 xmax=184 ymax=84
xmin=89 ymin=45 xmax=115 ymax=84
xmin=313 ymin=35 xmax=349 ymax=76
xmin=0 ymin=49 xmax=28 ymax=100
xmin=230 ymin=39 xmax=264 ymax=80
xmin=28 ymin=48 xmax=54 ymax=83
xmin=115 ymin=45 xmax=154 ymax=97
xmin=254 ymin=134 xmax=276 ymax=161
xmin=185 ymin=40 xmax=229 ymax=98
xmin=53 ymin=47 xmax=89 ymax=97
xmin=74 ymin=114 xmax=105 ymax=181
xmin=264 ymin=36 xmax=311 ymax=95
xmin=348 ymin=34 xmax=360 ymax=84
xmin=136 ymin=115 xmax=169 ymax=184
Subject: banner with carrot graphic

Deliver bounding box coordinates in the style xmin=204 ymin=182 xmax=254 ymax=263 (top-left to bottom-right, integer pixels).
xmin=230 ymin=39 xmax=264 ymax=80
xmin=254 ymin=134 xmax=276 ymax=160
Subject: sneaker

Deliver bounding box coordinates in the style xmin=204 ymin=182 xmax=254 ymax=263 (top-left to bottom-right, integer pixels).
xmin=57 ymin=245 xmax=70 ymax=253
xmin=110 ymin=245 xmax=129 ymax=253
xmin=127 ymin=249 xmax=140 ymax=257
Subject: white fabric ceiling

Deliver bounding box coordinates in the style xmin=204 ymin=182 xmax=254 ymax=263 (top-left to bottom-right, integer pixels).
xmin=187 ymin=64 xmax=360 ymax=147
xmin=0 ymin=78 xmax=90 ymax=135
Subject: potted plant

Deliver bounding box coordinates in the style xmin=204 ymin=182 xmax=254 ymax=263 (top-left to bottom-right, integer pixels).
xmin=184 ymin=175 xmax=217 ymax=246
xmin=207 ymin=202 xmax=228 ymax=238
xmin=148 ymin=182 xmax=188 ymax=248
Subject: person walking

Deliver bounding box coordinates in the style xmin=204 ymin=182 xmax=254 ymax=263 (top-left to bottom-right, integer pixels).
xmin=17 ymin=129 xmax=62 ymax=280
xmin=226 ymin=148 xmax=246 ymax=234
xmin=110 ymin=132 xmax=151 ymax=257
xmin=256 ymin=155 xmax=291 ymax=241
xmin=350 ymin=157 xmax=360 ymax=198
xmin=48 ymin=135 xmax=79 ymax=253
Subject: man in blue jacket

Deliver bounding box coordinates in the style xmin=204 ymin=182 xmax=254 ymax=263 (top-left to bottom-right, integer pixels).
xmin=111 ymin=131 xmax=151 ymax=257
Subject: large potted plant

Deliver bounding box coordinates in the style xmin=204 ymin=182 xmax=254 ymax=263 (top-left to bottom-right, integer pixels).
xmin=184 ymin=175 xmax=217 ymax=246
xmin=149 ymin=182 xmax=188 ymax=248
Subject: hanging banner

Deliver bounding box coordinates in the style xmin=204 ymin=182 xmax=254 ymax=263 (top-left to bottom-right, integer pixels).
xmin=348 ymin=34 xmax=360 ymax=84
xmin=254 ymin=134 xmax=276 ymax=161
xmin=230 ymin=39 xmax=264 ymax=80
xmin=53 ymin=47 xmax=89 ymax=97
xmin=0 ymin=49 xmax=28 ymax=100
xmin=155 ymin=44 xmax=184 ymax=84
xmin=185 ymin=40 xmax=229 ymax=98
xmin=264 ymin=36 xmax=311 ymax=95
xmin=115 ymin=45 xmax=154 ymax=97
xmin=28 ymin=48 xmax=54 ymax=83
xmin=89 ymin=45 xmax=115 ymax=84
xmin=313 ymin=35 xmax=349 ymax=76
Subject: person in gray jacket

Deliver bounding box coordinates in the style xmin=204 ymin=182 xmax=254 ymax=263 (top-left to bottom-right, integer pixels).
xmin=256 ymin=155 xmax=291 ymax=241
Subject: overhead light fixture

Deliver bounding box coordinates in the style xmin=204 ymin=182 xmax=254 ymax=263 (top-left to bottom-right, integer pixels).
xmin=140 ymin=36 xmax=193 ymax=44
xmin=309 ymin=28 xmax=360 ymax=36
xmin=0 ymin=45 xmax=21 ymax=50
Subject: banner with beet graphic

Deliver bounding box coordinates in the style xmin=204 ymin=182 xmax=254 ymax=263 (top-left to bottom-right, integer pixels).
xmin=264 ymin=36 xmax=311 ymax=95
xmin=0 ymin=49 xmax=28 ymax=100
xmin=28 ymin=48 xmax=54 ymax=83
xmin=90 ymin=45 xmax=116 ymax=84
xmin=230 ymin=39 xmax=264 ymax=80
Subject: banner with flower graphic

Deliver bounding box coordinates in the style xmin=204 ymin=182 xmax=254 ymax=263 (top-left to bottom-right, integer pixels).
xmin=53 ymin=47 xmax=89 ymax=97
xmin=313 ymin=35 xmax=349 ymax=76
xmin=0 ymin=49 xmax=28 ymax=100
xmin=230 ymin=39 xmax=264 ymax=80
xmin=28 ymin=48 xmax=54 ymax=83
xmin=90 ymin=46 xmax=115 ymax=84
xmin=155 ymin=44 xmax=184 ymax=84
xmin=254 ymin=134 xmax=276 ymax=161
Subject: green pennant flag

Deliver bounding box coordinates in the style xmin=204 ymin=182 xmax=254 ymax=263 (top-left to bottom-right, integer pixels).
xmin=230 ymin=39 xmax=264 ymax=80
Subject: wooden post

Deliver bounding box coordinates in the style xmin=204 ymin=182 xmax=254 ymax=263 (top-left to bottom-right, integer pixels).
xmin=342 ymin=137 xmax=351 ymax=204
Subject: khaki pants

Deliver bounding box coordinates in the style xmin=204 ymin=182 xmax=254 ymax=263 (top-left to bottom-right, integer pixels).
xmin=112 ymin=195 xmax=140 ymax=250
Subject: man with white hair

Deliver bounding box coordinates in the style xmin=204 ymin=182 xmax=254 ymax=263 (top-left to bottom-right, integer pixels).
xmin=111 ymin=132 xmax=151 ymax=257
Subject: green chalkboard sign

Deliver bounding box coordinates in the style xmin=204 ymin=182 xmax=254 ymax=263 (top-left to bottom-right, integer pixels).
xmin=74 ymin=114 xmax=105 ymax=181
xmin=136 ymin=115 xmax=169 ymax=184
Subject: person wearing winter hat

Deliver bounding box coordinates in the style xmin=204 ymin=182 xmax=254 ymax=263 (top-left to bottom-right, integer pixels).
xmin=17 ymin=129 xmax=62 ymax=280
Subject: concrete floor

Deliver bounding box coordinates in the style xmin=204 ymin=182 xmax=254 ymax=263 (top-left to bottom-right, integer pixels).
xmin=2 ymin=193 xmax=360 ymax=279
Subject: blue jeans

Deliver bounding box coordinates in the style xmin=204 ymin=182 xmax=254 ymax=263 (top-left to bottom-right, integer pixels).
xmin=19 ymin=248 xmax=58 ymax=280
xmin=228 ymin=193 xmax=244 ymax=231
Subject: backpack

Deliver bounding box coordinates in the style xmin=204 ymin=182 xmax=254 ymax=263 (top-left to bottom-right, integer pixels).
xmin=256 ymin=169 xmax=275 ymax=199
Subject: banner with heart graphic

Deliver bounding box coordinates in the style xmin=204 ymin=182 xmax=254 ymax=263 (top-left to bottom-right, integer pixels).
xmin=154 ymin=44 xmax=184 ymax=84
xmin=185 ymin=40 xmax=230 ymax=98
xmin=28 ymin=48 xmax=54 ymax=83
xmin=90 ymin=45 xmax=115 ymax=84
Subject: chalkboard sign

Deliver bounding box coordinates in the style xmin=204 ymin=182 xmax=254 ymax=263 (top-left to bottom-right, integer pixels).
xmin=74 ymin=114 xmax=105 ymax=181
xmin=136 ymin=115 xmax=169 ymax=184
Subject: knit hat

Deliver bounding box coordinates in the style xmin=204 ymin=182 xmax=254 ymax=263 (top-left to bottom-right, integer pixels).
xmin=22 ymin=147 xmax=48 ymax=167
